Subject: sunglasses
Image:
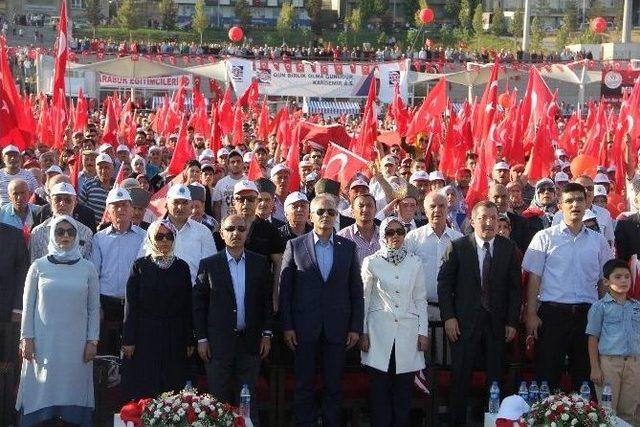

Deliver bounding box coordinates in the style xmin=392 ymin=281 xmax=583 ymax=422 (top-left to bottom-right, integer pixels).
xmin=154 ymin=232 xmax=175 ymax=242
xmin=224 ymin=225 xmax=247 ymax=233
xmin=55 ymin=227 xmax=77 ymax=237
xmin=538 ymin=187 xmax=555 ymax=193
xmin=384 ymin=228 xmax=406 ymax=237
xmin=315 ymin=208 xmax=338 ymax=217
xmin=234 ymin=196 xmax=257 ymax=203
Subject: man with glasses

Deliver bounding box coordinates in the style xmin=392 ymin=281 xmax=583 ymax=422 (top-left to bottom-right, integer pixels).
xmin=34 ymin=174 xmax=97 ymax=232
xmin=279 ymin=193 xmax=364 ymax=427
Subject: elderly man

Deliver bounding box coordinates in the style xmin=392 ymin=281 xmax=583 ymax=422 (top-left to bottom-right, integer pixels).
xmin=271 ymin=164 xmax=291 ymax=223
xmin=279 ymin=191 xmax=312 ymax=243
xmin=29 ymin=182 xmax=94 ymax=261
xmin=80 ymin=153 xmax=115 ymax=223
xmin=0 ymin=145 xmax=38 ymax=206
xmin=33 ymin=174 xmax=97 ymax=232
xmin=337 ymin=193 xmax=380 ymax=266
xmin=279 ymin=193 xmax=364 ymax=427
xmin=0 ymin=179 xmax=42 ymax=231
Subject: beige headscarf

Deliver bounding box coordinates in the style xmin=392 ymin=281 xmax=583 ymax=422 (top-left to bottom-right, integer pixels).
xmin=143 ymin=219 xmax=177 ymax=269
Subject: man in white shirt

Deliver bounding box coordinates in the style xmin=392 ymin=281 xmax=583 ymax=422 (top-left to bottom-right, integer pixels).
xmin=211 ymin=150 xmax=245 ymax=221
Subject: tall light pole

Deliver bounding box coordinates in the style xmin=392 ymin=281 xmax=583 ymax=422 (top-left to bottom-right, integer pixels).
xmin=522 ymin=0 xmax=531 ymax=52
xmin=622 ymin=0 xmax=632 ymax=43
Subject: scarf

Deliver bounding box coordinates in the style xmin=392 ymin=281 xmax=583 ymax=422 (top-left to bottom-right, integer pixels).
xmin=376 ymin=217 xmax=408 ymax=266
xmin=47 ymin=215 xmax=82 ymax=262
xmin=143 ymin=219 xmax=177 ymax=269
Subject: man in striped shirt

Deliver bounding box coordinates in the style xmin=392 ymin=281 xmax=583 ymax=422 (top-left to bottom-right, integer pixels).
xmin=0 ymin=145 xmax=38 ymax=207
xmin=79 ymin=153 xmax=114 ymax=224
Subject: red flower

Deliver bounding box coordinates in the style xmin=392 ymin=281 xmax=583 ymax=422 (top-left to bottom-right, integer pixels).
xmin=186 ymin=407 xmax=197 ymax=424
xmin=235 ymin=416 xmax=246 ymax=427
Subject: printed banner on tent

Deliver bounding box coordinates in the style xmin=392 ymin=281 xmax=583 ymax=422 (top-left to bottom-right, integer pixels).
xmin=225 ymin=57 xmax=254 ymax=98
xmin=601 ymin=69 xmax=640 ymax=104
xmin=98 ymin=73 xmax=193 ymax=90
xmin=377 ymin=60 xmax=410 ymax=104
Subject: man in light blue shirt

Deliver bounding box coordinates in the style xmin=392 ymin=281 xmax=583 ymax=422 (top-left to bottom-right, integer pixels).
xmin=0 ymin=179 xmax=41 ymax=231
xmin=314 ymin=232 xmax=334 ymax=281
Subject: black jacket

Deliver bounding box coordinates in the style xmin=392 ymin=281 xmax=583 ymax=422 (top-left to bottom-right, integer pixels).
xmin=615 ymin=213 xmax=640 ymax=262
xmin=0 ymin=224 xmax=29 ymax=322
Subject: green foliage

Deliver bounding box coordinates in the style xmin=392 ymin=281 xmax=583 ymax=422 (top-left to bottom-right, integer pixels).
xmin=192 ymin=0 xmax=208 ymax=43
xmin=277 ymin=1 xmax=295 ymax=39
xmin=84 ymin=0 xmax=102 ymax=31
xmin=347 ymin=8 xmax=362 ymax=32
xmin=234 ymin=0 xmax=252 ymax=27
xmin=490 ymin=7 xmax=507 ymax=36
xmin=614 ymin=0 xmax=624 ymax=31
xmin=530 ymin=16 xmax=544 ymax=51
xmin=509 ymin=8 xmax=523 ymax=38
xmin=577 ymin=27 xmax=602 ymax=44
xmin=444 ymin=0 xmax=460 ymax=21
xmin=377 ymin=31 xmax=387 ymax=45
xmin=472 ymin=3 xmax=484 ymax=34
xmin=336 ymin=31 xmax=348 ymax=46
xmin=116 ymin=0 xmax=138 ymax=31
xmin=403 ymin=0 xmax=420 ymax=26
xmin=458 ymin=0 xmax=473 ymax=33
xmin=406 ymin=27 xmax=420 ymax=46
xmin=160 ymin=0 xmax=177 ymax=31
xmin=563 ymin=0 xmax=578 ymax=32
xmin=304 ymin=0 xmax=323 ymax=33
xmin=555 ymin=25 xmax=570 ymax=50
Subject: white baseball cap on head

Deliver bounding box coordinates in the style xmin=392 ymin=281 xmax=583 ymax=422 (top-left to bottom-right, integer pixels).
xmin=98 ymin=143 xmax=112 ymax=153
xmin=493 ymin=161 xmax=510 ymax=171
xmin=349 ymin=179 xmax=370 ymax=190
xmin=284 ymin=191 xmax=309 ymax=208
xmin=594 ymin=185 xmax=608 ymax=198
xmin=2 ymin=144 xmax=19 ymax=155
xmin=243 ymin=152 xmax=254 ymax=163
xmin=381 ymin=155 xmax=397 ymax=166
xmin=594 ymin=172 xmax=610 ymax=184
xmin=270 ymin=164 xmax=290 ymax=178
xmin=409 ymin=171 xmax=430 ymax=184
xmin=96 ymin=153 xmax=113 ymax=165
xmin=554 ymin=172 xmax=569 ymax=183
xmin=50 ymin=182 xmax=76 ymax=196
xmin=199 ymin=149 xmax=215 ymax=162
xmin=105 ymin=187 xmax=132 ymax=205
xmin=428 ymin=171 xmax=445 ymax=182
xmin=46 ymin=165 xmax=63 ymax=175
xmin=555 ymin=148 xmax=567 ymax=158
xmin=233 ymin=180 xmax=259 ymax=195
xmin=116 ymin=144 xmax=130 ymax=153
xmin=217 ymin=147 xmax=230 ymax=157
xmin=167 ymin=184 xmax=192 ymax=201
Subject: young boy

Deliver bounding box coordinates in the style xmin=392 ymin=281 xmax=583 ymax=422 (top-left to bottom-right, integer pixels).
xmin=586 ymin=259 xmax=640 ymax=423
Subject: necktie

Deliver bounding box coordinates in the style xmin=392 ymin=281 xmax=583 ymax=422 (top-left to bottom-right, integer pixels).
xmin=481 ymin=241 xmax=492 ymax=311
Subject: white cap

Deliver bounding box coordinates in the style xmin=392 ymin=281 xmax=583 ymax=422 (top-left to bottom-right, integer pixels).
xmin=217 ymin=147 xmax=230 ymax=157
xmin=555 ymin=148 xmax=567 ymax=158
xmin=554 ymin=172 xmax=569 ymax=183
xmin=305 ymin=171 xmax=319 ymax=182
xmin=169 ymin=133 xmax=178 ymax=139
xmin=233 ymin=180 xmax=259 ymax=195
xmin=270 ymin=163 xmax=290 ymax=178
xmin=381 ymin=155 xmax=397 ymax=166
xmin=96 ymin=153 xmax=113 ymax=164
xmin=594 ymin=172 xmax=610 ymax=184
xmin=299 ymin=160 xmax=313 ymax=168
xmin=105 ymin=187 xmax=132 ymax=204
xmin=167 ymin=184 xmax=192 ymax=200
xmin=493 ymin=161 xmax=510 ymax=171
xmin=594 ymin=185 xmax=608 ymax=198
xmin=116 ymin=144 xmax=130 ymax=153
xmin=428 ymin=170 xmax=445 ymax=182
xmin=284 ymin=191 xmax=309 ymax=208
xmin=496 ymin=395 xmax=530 ymax=421
xmin=607 ymin=166 xmax=616 ymax=173
xmin=2 ymin=144 xmax=19 ymax=155
xmin=198 ymin=149 xmax=215 ymax=162
xmin=243 ymin=152 xmax=254 ymax=163
xmin=45 ymin=165 xmax=63 ymax=175
xmin=194 ymin=133 xmax=204 ymax=139
xmin=98 ymin=143 xmax=112 ymax=153
xmin=50 ymin=182 xmax=76 ymax=196
xmin=149 ymin=145 xmax=162 ymax=153
xmin=583 ymin=209 xmax=597 ymax=222
xmin=409 ymin=171 xmax=430 ymax=184
xmin=349 ymin=179 xmax=370 ymax=190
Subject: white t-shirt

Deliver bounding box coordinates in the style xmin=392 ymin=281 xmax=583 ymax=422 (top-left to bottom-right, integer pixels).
xmin=211 ymin=174 xmax=244 ymax=219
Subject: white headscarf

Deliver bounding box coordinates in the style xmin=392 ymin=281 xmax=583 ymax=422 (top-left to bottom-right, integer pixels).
xmin=131 ymin=155 xmax=146 ymax=174
xmin=47 ymin=215 xmax=82 ymax=262
xmin=376 ymin=216 xmax=408 ymax=266
xmin=143 ymin=219 xmax=177 ymax=269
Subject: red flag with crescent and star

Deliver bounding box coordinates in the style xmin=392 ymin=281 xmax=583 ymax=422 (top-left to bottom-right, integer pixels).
xmin=321 ymin=143 xmax=368 ymax=189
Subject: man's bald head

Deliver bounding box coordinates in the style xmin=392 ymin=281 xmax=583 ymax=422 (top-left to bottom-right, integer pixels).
xmin=8 ymin=179 xmax=30 ymax=213
xmin=488 ymin=183 xmax=509 ymax=213
xmin=8 ymin=178 xmax=28 ymax=193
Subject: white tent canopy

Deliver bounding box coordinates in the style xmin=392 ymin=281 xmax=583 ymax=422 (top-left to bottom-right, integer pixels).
xmin=185 ymin=62 xmax=228 ymax=81
xmin=74 ymin=56 xmax=187 ymax=78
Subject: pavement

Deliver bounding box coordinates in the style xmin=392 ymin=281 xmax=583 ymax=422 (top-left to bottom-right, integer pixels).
xmin=3 ymin=22 xmax=57 ymax=48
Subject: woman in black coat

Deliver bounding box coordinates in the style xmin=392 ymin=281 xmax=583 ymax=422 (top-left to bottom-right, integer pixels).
xmin=121 ymin=220 xmax=194 ymax=400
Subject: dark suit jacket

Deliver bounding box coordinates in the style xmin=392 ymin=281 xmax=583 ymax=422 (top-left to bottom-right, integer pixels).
xmin=193 ymin=249 xmax=273 ymax=358
xmin=279 ymin=232 xmax=364 ymax=344
xmin=506 ymin=211 xmax=529 ymax=252
xmin=437 ymin=234 xmax=522 ymax=337
xmin=34 ymin=203 xmax=97 ymax=233
xmin=0 ymin=224 xmax=29 ymax=322
xmin=615 ymin=213 xmax=640 ymax=262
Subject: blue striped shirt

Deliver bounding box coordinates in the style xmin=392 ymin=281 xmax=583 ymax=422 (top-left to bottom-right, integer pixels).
xmin=79 ymin=177 xmax=111 ymax=223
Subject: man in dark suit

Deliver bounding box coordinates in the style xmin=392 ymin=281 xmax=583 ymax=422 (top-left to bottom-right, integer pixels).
xmin=279 ymin=193 xmax=364 ymax=427
xmin=438 ymin=200 xmax=522 ymax=426
xmin=193 ymin=214 xmax=273 ymax=423
xmin=615 ymin=191 xmax=640 ymax=269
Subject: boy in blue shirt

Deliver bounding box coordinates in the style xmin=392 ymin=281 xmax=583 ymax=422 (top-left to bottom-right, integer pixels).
xmin=586 ymin=259 xmax=640 ymax=423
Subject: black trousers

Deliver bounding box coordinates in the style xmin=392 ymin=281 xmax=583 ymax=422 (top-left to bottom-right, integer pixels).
xmin=99 ymin=295 xmax=124 ymax=356
xmin=536 ymin=302 xmax=591 ymax=391
xmin=368 ymin=344 xmax=414 ymax=427
xmin=449 ymin=309 xmax=503 ymax=426
xmin=294 ymin=335 xmax=346 ymax=427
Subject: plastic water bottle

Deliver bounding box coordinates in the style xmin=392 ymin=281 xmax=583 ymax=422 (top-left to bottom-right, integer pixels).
xmin=488 ymin=381 xmax=500 ymax=414
xmin=518 ymin=381 xmax=529 ymax=404
xmin=540 ymin=381 xmax=550 ymax=401
xmin=601 ymin=382 xmax=613 ymax=414
xmin=239 ymin=384 xmax=251 ymax=418
xmin=184 ymin=380 xmax=193 ymax=391
xmin=580 ymin=381 xmax=591 ymax=401
xmin=529 ymin=380 xmax=540 ymax=404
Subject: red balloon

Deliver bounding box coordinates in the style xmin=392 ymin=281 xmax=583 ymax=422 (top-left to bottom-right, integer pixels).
xmin=570 ymin=154 xmax=598 ymax=179
xmin=228 ymin=26 xmax=244 ymax=43
xmin=419 ymin=8 xmax=434 ymax=24
xmin=498 ymin=93 xmax=511 ymax=109
xmin=590 ymin=17 xmax=607 ymax=34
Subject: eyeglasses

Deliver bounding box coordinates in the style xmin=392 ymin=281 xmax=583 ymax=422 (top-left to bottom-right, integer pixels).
xmin=224 ymin=225 xmax=247 ymax=233
xmin=54 ymin=227 xmax=77 ymax=237
xmin=384 ymin=228 xmax=406 ymax=237
xmin=154 ymin=232 xmax=174 ymax=242
xmin=538 ymin=187 xmax=555 ymax=193
xmin=315 ymin=208 xmax=338 ymax=217
xmin=234 ymin=196 xmax=257 ymax=203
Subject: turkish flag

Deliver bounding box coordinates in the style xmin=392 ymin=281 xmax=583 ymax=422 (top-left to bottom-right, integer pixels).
xmin=520 ymin=66 xmax=552 ymax=131
xmin=525 ymin=114 xmax=555 ymax=182
xmin=52 ymin=0 xmax=68 ymax=107
xmin=218 ymin=86 xmax=234 ymax=135
xmin=256 ymin=98 xmax=270 ymax=141
xmin=148 ymin=174 xmax=186 ymax=218
xmin=231 ymin=105 xmax=244 ymax=147
xmin=166 ymin=117 xmax=195 ymax=177
xmin=101 ymin=97 xmax=119 ymax=147
xmin=406 ymin=77 xmax=447 ymax=144
xmin=475 ymin=60 xmax=500 ymax=144
xmin=210 ymin=102 xmax=222 ymax=154
xmin=295 ymin=62 xmax=304 ymax=73
xmin=237 ymin=80 xmax=259 ymax=111
xmin=321 ymin=143 xmax=368 ymax=189
xmin=247 ymin=154 xmax=263 ymax=181
xmin=465 ymin=140 xmax=489 ymax=211
xmin=285 ymin=124 xmax=301 ymax=190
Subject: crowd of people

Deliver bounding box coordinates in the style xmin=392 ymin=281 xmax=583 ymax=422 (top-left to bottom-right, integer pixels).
xmin=1 ymin=99 xmax=640 ymax=427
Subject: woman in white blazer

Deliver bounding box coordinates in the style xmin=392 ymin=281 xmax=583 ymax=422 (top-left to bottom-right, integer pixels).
xmin=360 ymin=216 xmax=429 ymax=427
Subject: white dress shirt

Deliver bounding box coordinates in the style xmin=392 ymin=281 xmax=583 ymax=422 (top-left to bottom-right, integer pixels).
xmin=226 ymin=249 xmax=246 ymax=330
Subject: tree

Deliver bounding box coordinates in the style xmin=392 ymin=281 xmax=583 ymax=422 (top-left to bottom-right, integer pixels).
xmin=472 ymin=3 xmax=484 ymax=34
xmin=403 ymin=0 xmax=420 ymax=25
xmin=277 ymin=1 xmax=295 ymax=40
xmin=509 ymin=8 xmax=523 ymax=37
xmin=555 ymin=24 xmax=570 ymax=50
xmin=564 ymin=0 xmax=578 ymax=32
xmin=304 ymin=0 xmax=322 ymax=34
xmin=490 ymin=6 xmax=507 ymax=36
xmin=235 ymin=0 xmax=251 ymax=27
xmin=347 ymin=7 xmax=362 ymax=32
xmin=193 ymin=0 xmax=208 ymax=44
xmin=160 ymin=0 xmax=177 ymax=30
xmin=117 ymin=0 xmax=138 ymax=31
xmin=444 ymin=0 xmax=460 ymax=21
xmin=458 ymin=0 xmax=472 ymax=32
xmin=84 ymin=0 xmax=102 ymax=37
xmin=358 ymin=0 xmax=376 ymax=26
xmin=530 ymin=16 xmax=544 ymax=51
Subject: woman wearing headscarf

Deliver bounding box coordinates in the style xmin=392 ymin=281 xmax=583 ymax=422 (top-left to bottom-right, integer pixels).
xmin=121 ymin=219 xmax=194 ymax=400
xmin=440 ymin=185 xmax=470 ymax=233
xmin=16 ymin=215 xmax=100 ymax=427
xmin=522 ymin=178 xmax=559 ymax=243
xmin=360 ymin=217 xmax=429 ymax=427
xmin=130 ymin=155 xmax=147 ymax=178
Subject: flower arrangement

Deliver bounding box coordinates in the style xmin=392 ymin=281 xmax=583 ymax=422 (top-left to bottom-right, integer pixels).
xmin=522 ymin=392 xmax=613 ymax=427
xmin=120 ymin=388 xmax=245 ymax=427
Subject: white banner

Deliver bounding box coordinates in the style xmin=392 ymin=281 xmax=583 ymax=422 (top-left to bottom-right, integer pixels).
xmin=377 ymin=60 xmax=410 ymax=104
xmin=225 ymin=57 xmax=254 ymax=97
xmin=98 ymin=73 xmax=193 ymax=90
